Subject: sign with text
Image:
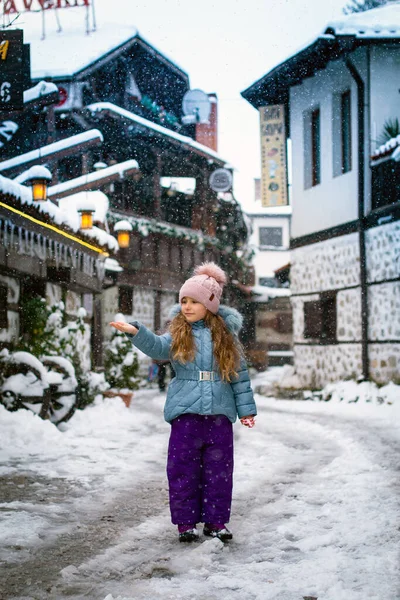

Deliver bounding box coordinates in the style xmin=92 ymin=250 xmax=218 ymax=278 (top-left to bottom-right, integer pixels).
xmin=0 ymin=29 xmax=23 ymax=111
xmin=2 ymin=0 xmax=90 ymax=13
xmin=259 ymin=104 xmax=288 ymax=207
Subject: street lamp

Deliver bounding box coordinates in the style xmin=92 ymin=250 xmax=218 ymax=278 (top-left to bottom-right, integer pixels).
xmin=114 ymin=220 xmax=133 ymax=248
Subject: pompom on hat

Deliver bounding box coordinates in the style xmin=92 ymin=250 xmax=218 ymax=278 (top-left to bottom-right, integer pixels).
xmin=179 ymin=262 xmax=227 ymax=314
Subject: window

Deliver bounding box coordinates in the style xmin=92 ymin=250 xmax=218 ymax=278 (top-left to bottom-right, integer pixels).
xmin=118 ymin=287 xmax=133 ymax=315
xmin=0 ymin=285 xmax=7 ymax=329
xmin=259 ymin=227 xmax=283 ymax=248
xmin=311 ymin=109 xmax=321 ymax=186
xmin=341 ymin=91 xmax=352 ymax=174
xmin=259 ymin=276 xmax=279 ymax=288
xmin=304 ymin=107 xmax=321 ymax=188
xmin=304 ymin=292 xmax=337 ymax=343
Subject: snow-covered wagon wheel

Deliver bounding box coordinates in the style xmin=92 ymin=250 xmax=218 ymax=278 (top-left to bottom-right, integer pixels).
xmin=41 ymin=357 xmax=78 ymax=425
xmin=0 ymin=351 xmax=51 ymax=419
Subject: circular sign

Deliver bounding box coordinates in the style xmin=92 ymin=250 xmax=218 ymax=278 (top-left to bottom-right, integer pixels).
xmin=209 ymin=168 xmax=233 ymax=193
xmin=56 ymin=86 xmax=68 ymax=107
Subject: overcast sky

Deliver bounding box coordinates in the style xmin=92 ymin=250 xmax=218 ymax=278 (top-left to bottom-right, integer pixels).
xmin=110 ymin=0 xmax=346 ymax=210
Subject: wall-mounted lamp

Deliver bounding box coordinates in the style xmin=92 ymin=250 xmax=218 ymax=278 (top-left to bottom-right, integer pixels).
xmin=21 ymin=165 xmax=53 ymax=202
xmin=114 ymin=219 xmax=133 ymax=248
xmin=77 ymin=199 xmax=96 ymax=230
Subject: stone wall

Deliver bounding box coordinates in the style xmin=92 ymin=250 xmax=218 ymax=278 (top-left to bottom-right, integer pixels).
xmin=291 ymin=221 xmax=400 ymax=386
xmin=294 ymin=344 xmax=362 ymax=388
xmin=291 ymin=232 xmax=360 ymax=294
xmin=366 ymin=221 xmax=400 ymax=283
xmin=160 ymin=291 xmax=177 ymax=329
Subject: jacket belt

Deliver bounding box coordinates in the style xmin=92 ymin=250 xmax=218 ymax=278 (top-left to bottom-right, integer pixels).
xmin=175 ymin=370 xmax=220 ymax=382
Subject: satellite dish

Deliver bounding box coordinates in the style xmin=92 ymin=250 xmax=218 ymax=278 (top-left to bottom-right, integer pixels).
xmin=209 ymin=168 xmax=233 ymax=193
xmin=182 ymin=89 xmax=211 ymax=124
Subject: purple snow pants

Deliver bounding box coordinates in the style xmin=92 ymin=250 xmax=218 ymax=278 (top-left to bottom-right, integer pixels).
xmin=167 ymin=413 xmax=234 ymax=525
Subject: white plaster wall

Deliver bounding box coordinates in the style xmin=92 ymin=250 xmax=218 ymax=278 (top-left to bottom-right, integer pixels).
xmin=369 ymin=343 xmax=400 ymax=384
xmin=368 ymin=282 xmax=400 ymax=341
xmin=291 ymin=233 xmax=360 ymax=295
xmin=289 ymin=49 xmax=374 ymax=239
xmin=366 ymin=221 xmax=400 ymax=283
xmin=370 ymin=45 xmax=400 ymax=153
xmin=294 ymin=344 xmax=362 ymax=388
xmin=249 ymin=214 xmax=291 ymax=279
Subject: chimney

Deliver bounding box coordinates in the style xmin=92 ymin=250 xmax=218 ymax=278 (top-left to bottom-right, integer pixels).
xmin=195 ymin=93 xmax=218 ymax=152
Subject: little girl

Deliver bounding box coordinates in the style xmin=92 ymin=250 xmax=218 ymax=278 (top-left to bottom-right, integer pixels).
xmin=110 ymin=262 xmax=257 ymax=543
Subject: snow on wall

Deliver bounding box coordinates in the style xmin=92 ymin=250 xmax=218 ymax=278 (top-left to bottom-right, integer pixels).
xmin=0 ymin=275 xmax=19 ymax=303
xmin=294 ymin=344 xmax=362 ymax=389
xmin=65 ymin=290 xmax=82 ymax=317
xmin=290 ymin=232 xmax=360 ymax=295
xmin=46 ymin=283 xmax=62 ymax=307
xmin=366 ymin=220 xmax=400 ymax=283
xmin=0 ymin=312 xmax=19 ymax=344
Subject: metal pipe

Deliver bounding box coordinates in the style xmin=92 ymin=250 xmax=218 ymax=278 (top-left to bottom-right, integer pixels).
xmin=345 ymin=56 xmax=369 ymax=381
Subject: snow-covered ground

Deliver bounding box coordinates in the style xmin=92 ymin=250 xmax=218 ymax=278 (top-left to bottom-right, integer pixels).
xmin=0 ymin=370 xmax=399 ymax=600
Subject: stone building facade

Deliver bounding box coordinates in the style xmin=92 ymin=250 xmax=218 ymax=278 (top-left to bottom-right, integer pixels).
xmin=243 ymin=4 xmax=400 ymax=387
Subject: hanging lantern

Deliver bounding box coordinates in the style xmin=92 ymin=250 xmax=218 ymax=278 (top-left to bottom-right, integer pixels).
xmin=76 ymin=198 xmax=96 ymax=230
xmin=114 ymin=220 xmax=133 ymax=249
xmin=22 ymin=166 xmax=52 ymax=202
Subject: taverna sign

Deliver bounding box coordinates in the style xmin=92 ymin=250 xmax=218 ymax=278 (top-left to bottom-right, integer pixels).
xmin=2 ymin=0 xmax=89 ymax=13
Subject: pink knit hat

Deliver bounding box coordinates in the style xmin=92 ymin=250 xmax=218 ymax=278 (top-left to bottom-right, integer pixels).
xmin=179 ymin=262 xmax=227 ymax=314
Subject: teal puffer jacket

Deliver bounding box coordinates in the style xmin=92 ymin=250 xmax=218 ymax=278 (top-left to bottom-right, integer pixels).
xmin=126 ymin=305 xmax=257 ymax=424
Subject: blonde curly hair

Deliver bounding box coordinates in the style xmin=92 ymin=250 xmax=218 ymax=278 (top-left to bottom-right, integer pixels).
xmin=169 ymin=310 xmax=241 ymax=382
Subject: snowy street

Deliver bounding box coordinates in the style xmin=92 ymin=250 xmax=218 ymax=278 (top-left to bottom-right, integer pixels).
xmin=0 ymin=373 xmax=399 ymax=600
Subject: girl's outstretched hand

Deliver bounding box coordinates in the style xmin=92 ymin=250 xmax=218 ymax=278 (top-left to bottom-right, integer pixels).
xmin=109 ymin=321 xmax=138 ymax=335
xmin=240 ymin=416 xmax=255 ymax=428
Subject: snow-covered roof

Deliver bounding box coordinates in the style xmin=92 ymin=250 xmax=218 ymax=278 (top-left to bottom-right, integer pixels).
xmin=245 ymin=204 xmax=292 ymax=217
xmin=87 ymin=102 xmax=228 ymax=165
xmin=104 ymin=257 xmax=124 ymax=273
xmin=47 ymin=159 xmax=139 ymax=200
xmin=325 ymin=3 xmax=400 ymax=38
xmin=58 ymin=191 xmax=109 ymax=226
xmin=242 ymin=3 xmax=400 ymax=106
xmin=0 ymin=130 xmax=103 ymax=173
xmin=23 ymin=81 xmax=59 ymax=104
xmin=371 ymin=134 xmax=400 ymax=164
xmin=14 ymin=165 xmax=52 ymax=184
xmin=10 ymin=2 xmax=188 ymax=81
xmin=0 ymin=174 xmax=118 ymax=253
xmin=251 ymin=285 xmax=291 ymax=302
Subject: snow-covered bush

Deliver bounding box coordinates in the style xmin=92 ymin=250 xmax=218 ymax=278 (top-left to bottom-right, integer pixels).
xmin=104 ymin=313 xmax=139 ymax=391
xmin=16 ymin=298 xmax=101 ymax=410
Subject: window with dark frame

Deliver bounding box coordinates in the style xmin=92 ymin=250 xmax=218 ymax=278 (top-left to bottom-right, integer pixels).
xmin=341 ymin=90 xmax=352 ymax=174
xmin=259 ymin=226 xmax=283 ymax=248
xmin=303 ymin=292 xmax=337 ymax=343
xmin=118 ymin=287 xmax=133 ymax=315
xmin=311 ymin=108 xmax=321 ymax=186
xmin=0 ymin=285 xmax=7 ymax=329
